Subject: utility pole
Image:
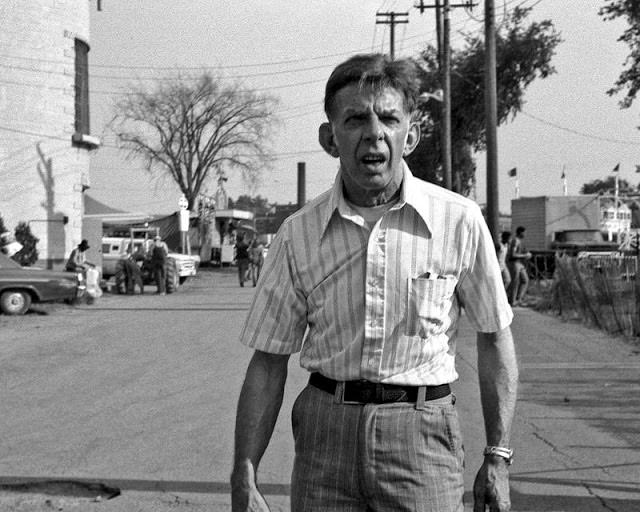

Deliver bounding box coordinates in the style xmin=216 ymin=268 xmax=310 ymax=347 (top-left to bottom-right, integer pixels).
xmin=484 ymin=0 xmax=499 ymax=240
xmin=375 ymin=11 xmax=409 ymax=60
xmin=415 ymin=1 xmax=476 ymax=192
xmin=442 ymin=0 xmax=452 ymax=191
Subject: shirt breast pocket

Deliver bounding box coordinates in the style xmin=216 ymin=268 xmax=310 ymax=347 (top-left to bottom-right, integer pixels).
xmin=406 ymin=276 xmax=457 ymax=338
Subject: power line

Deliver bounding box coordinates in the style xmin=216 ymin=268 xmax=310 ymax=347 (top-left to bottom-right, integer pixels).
xmin=521 ymin=110 xmax=640 ymax=146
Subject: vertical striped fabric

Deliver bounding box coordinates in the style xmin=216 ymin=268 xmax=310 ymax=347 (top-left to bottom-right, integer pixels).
xmin=239 ymin=163 xmax=512 ymax=386
xmin=290 ymin=385 xmax=465 ymax=511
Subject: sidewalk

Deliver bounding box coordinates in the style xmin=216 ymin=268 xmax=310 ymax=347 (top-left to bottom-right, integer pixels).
xmin=1 ymin=292 xmax=638 ymax=511
xmin=455 ymin=307 xmax=640 ymax=511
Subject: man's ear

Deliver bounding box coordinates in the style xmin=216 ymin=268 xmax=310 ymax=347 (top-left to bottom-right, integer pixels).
xmin=402 ymin=121 xmax=421 ymax=157
xmin=319 ymin=122 xmax=340 ymax=158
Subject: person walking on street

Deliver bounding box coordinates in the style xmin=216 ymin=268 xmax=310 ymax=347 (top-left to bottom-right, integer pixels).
xmin=235 ymin=233 xmax=250 ymax=287
xmin=150 ymin=235 xmax=168 ymax=295
xmin=231 ymin=54 xmax=518 ymax=512
xmin=507 ymin=226 xmax=532 ymax=306
xmin=248 ymin=237 xmax=265 ymax=287
xmin=498 ymin=231 xmax=512 ymax=293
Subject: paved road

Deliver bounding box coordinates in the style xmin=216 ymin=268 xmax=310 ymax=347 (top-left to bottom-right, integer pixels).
xmin=0 ymin=268 xmax=638 ymax=511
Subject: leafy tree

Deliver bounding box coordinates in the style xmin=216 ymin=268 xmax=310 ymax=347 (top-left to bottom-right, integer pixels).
xmin=408 ymin=7 xmax=562 ymax=195
xmin=228 ymin=194 xmax=272 ymax=215
xmin=112 ymin=73 xmax=279 ymax=210
xmin=599 ymin=1 xmax=640 ymax=110
xmin=12 ymin=222 xmax=38 ymax=266
xmin=580 ymin=175 xmax=634 ymax=194
xmin=0 ymin=213 xmax=7 ymax=235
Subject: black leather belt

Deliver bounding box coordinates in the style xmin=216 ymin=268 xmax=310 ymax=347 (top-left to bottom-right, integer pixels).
xmin=309 ymin=372 xmax=451 ymax=404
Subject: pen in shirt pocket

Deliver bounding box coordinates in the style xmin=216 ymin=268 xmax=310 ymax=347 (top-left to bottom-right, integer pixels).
xmin=417 ymin=271 xmax=448 ymax=279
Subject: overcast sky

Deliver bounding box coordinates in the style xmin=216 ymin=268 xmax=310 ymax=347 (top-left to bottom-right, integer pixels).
xmin=88 ymin=0 xmax=640 ymax=215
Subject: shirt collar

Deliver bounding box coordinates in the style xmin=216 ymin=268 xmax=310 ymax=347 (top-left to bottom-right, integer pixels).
xmin=321 ymin=161 xmax=432 ymax=236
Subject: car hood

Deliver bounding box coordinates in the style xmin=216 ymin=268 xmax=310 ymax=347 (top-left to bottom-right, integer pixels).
xmin=0 ymin=267 xmax=79 ymax=280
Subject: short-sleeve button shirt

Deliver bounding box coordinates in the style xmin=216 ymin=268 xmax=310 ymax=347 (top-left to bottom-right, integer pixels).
xmin=240 ymin=163 xmax=513 ymax=386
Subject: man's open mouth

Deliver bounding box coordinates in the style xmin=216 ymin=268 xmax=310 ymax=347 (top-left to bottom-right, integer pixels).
xmin=361 ymin=153 xmax=386 ymax=165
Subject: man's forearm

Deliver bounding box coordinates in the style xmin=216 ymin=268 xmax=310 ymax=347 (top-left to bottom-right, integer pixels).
xmin=477 ymin=327 xmax=518 ymax=447
xmin=231 ymin=350 xmax=290 ymax=486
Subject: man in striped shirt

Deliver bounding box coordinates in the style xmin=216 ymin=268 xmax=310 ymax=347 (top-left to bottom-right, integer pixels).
xmin=231 ymin=54 xmax=518 ymax=512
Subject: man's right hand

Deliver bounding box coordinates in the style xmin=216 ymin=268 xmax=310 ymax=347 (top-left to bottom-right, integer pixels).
xmin=231 ymin=463 xmax=270 ymax=512
xmin=231 ymin=484 xmax=270 ymax=512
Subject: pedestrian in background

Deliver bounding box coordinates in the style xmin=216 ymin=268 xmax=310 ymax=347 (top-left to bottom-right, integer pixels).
xmin=150 ymin=235 xmax=168 ymax=295
xmin=123 ymin=252 xmax=144 ymax=295
xmin=234 ymin=233 xmax=250 ymax=287
xmin=231 ymin=53 xmax=518 ymax=512
xmin=507 ymin=225 xmax=532 ymax=306
xmin=498 ymin=231 xmax=512 ymax=293
xmin=248 ymin=237 xmax=265 ymax=287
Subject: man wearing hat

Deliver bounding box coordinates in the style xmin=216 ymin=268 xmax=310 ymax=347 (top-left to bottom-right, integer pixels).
xmin=65 ymin=239 xmax=93 ymax=272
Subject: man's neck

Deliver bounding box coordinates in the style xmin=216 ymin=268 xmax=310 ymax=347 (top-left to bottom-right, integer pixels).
xmin=343 ymin=185 xmax=401 ymax=208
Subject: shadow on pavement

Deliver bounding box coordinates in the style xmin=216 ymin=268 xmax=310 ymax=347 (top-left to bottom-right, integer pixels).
xmin=0 ymin=476 xmax=289 ymax=496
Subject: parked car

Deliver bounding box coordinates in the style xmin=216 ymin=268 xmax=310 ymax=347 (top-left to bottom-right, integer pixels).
xmin=0 ymin=253 xmax=85 ymax=315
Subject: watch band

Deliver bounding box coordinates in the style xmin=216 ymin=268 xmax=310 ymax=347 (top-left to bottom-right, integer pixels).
xmin=483 ymin=445 xmax=514 ymax=465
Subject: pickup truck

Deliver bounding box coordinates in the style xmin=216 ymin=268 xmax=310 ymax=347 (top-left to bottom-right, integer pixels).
xmin=102 ymin=233 xmax=199 ymax=293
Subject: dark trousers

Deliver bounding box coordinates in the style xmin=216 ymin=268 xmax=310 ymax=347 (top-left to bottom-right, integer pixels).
xmin=153 ymin=264 xmax=166 ymax=294
xmin=237 ymin=258 xmax=249 ymax=286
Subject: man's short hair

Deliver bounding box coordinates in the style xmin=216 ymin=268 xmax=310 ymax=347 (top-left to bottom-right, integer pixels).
xmin=516 ymin=226 xmax=526 ymax=236
xmin=323 ymin=53 xmax=420 ymax=119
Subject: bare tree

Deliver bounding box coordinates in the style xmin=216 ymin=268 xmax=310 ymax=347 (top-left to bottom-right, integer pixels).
xmin=111 ymin=73 xmax=279 ymax=209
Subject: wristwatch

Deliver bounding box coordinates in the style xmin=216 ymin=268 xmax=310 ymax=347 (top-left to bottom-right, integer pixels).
xmin=483 ymin=446 xmax=514 ymax=465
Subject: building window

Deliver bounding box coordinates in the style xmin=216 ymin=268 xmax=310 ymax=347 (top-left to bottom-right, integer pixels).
xmin=75 ymin=39 xmax=89 ymax=135
xmin=72 ymin=39 xmax=99 ymax=149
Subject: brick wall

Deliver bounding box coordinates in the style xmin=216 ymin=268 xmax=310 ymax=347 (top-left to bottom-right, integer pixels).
xmin=0 ymin=0 xmax=92 ymax=268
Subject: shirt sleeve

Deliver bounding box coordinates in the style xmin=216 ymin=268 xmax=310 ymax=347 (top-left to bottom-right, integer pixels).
xmin=456 ymin=205 xmax=513 ymax=333
xmin=238 ymin=223 xmax=308 ymax=354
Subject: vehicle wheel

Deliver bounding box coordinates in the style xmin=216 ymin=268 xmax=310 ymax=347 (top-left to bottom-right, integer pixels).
xmin=114 ymin=260 xmax=127 ymax=294
xmin=1 ymin=290 xmax=32 ymax=315
xmin=165 ymin=261 xmax=179 ymax=294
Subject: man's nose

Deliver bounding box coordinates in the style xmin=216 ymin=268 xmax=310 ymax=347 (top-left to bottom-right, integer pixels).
xmin=363 ymin=116 xmax=384 ymax=141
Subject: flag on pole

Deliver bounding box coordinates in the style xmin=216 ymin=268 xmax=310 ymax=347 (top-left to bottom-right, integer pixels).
xmin=561 ymin=166 xmax=568 ymax=196
xmin=508 ymin=167 xmax=517 ymax=177
xmin=613 ymin=163 xmax=620 ymax=172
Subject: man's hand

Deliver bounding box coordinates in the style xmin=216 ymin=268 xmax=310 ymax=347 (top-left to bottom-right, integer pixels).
xmin=231 ymin=467 xmax=270 ymax=512
xmin=472 ymin=458 xmax=511 ymax=512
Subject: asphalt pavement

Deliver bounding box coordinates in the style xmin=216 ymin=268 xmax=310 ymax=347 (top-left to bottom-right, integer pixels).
xmin=0 ymin=268 xmax=638 ymax=511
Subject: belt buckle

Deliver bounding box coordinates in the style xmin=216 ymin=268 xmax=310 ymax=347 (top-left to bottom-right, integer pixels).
xmin=334 ymin=381 xmax=364 ymax=405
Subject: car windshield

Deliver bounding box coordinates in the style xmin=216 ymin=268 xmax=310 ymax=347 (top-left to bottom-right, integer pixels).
xmin=0 ymin=252 xmax=22 ymax=269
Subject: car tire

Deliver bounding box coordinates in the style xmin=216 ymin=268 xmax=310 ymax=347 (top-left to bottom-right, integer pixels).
xmin=166 ymin=260 xmax=178 ymax=294
xmin=0 ymin=290 xmax=32 ymax=315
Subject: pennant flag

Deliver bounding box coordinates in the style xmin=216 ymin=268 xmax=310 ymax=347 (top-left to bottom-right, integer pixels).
xmin=508 ymin=167 xmax=517 ymax=177
xmin=561 ymin=170 xmax=565 ymax=179
xmin=613 ymin=163 xmax=620 ymax=172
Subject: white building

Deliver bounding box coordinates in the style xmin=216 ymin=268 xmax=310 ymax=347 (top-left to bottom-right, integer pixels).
xmin=0 ymin=0 xmax=99 ymax=268
xmin=601 ymin=202 xmax=632 ymax=239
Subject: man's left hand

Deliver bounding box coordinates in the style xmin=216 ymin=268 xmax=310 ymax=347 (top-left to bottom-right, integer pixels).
xmin=472 ymin=458 xmax=511 ymax=511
